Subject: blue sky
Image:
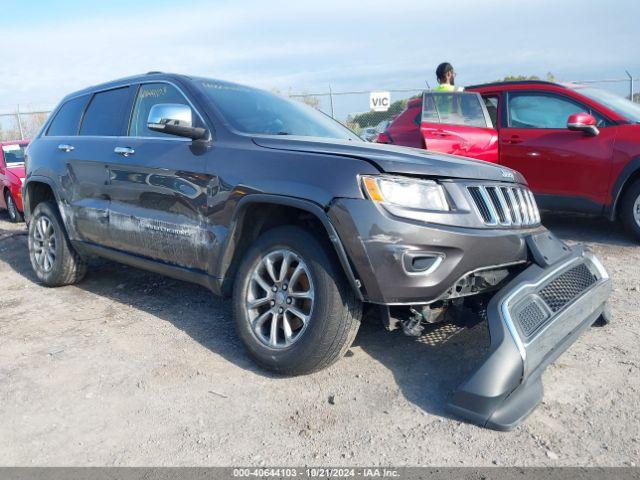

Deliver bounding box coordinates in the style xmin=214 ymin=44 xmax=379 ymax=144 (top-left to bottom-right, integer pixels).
xmin=1 ymin=0 xmax=639 ymax=120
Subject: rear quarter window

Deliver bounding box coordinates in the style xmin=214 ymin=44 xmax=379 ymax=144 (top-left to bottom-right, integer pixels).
xmin=46 ymin=95 xmax=90 ymax=136
xmin=80 ymin=87 xmax=131 ymax=136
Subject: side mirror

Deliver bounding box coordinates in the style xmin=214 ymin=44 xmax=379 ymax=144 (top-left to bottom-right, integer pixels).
xmin=147 ymin=103 xmax=207 ymax=140
xmin=567 ymin=112 xmax=599 ymax=136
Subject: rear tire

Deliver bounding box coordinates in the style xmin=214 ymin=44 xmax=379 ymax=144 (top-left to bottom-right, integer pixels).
xmin=28 ymin=201 xmax=87 ymax=287
xmin=5 ymin=190 xmax=23 ymax=223
xmin=232 ymin=225 xmax=361 ymax=375
xmin=620 ymin=179 xmax=640 ymax=242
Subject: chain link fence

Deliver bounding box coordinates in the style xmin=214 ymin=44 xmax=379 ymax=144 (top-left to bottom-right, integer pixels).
xmin=1 ymin=76 xmax=638 ymax=142
xmin=0 ymin=104 xmax=55 ymax=142
xmin=289 ymin=88 xmax=424 ymax=136
xmin=287 ymin=76 xmax=640 ymax=137
xmin=567 ymin=76 xmax=638 ymax=102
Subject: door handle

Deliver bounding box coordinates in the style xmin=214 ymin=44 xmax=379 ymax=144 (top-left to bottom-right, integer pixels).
xmin=506 ymin=135 xmax=522 ymax=144
xmin=433 ymin=130 xmax=450 ymax=137
xmin=114 ymin=146 xmax=135 ymax=157
xmin=57 ymin=144 xmax=74 ymax=152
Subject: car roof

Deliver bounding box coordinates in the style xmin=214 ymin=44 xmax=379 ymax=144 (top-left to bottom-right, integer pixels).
xmin=59 ymin=72 xmax=249 ymax=102
xmin=466 ymin=80 xmax=567 ymax=92
xmin=466 ymin=80 xmax=628 ymax=122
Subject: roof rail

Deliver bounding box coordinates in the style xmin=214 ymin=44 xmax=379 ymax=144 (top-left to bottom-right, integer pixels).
xmin=466 ymin=80 xmax=565 ymax=89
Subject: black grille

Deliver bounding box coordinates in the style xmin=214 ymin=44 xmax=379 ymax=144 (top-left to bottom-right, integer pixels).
xmin=468 ymin=187 xmax=492 ymax=222
xmin=517 ymin=301 xmax=548 ymax=337
xmin=539 ymin=264 xmax=597 ymax=313
xmin=487 ymin=187 xmax=507 ymax=223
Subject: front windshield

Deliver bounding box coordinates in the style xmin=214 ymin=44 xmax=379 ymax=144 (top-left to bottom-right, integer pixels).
xmin=2 ymin=144 xmax=27 ymax=165
xmin=576 ymin=87 xmax=640 ymax=123
xmin=197 ymin=80 xmax=359 ymax=140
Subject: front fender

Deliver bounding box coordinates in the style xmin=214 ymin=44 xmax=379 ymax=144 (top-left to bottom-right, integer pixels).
xmin=214 ymin=193 xmax=364 ymax=301
xmin=609 ymin=155 xmax=640 ymax=220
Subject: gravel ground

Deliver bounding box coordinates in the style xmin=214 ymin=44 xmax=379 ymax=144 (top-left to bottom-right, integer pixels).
xmin=0 ymin=211 xmax=639 ymax=466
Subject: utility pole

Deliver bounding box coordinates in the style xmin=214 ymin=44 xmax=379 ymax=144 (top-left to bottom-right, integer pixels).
xmin=16 ymin=105 xmax=24 ymax=140
xmin=328 ymin=84 xmax=335 ymax=118
xmin=626 ymin=70 xmax=634 ymax=102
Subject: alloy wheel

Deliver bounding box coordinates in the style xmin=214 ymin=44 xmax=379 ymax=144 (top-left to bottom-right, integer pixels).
xmin=244 ymin=249 xmax=314 ymax=349
xmin=32 ymin=216 xmax=57 ymax=272
xmin=6 ymin=194 xmax=17 ymax=221
xmin=634 ymin=194 xmax=640 ymax=227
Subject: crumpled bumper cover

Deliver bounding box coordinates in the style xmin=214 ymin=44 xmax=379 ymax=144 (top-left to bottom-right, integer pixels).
xmin=447 ymin=235 xmax=612 ymax=430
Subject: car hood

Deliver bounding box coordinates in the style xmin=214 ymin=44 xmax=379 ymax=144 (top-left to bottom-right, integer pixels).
xmin=252 ymin=136 xmax=525 ymax=184
xmin=5 ymin=164 xmax=25 ymax=179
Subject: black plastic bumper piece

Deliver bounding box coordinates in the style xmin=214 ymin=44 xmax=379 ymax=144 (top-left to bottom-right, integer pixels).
xmin=447 ymin=237 xmax=612 ymax=431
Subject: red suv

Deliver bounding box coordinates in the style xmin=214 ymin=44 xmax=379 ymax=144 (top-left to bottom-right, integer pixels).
xmin=0 ymin=140 xmax=28 ymax=222
xmin=378 ymin=81 xmax=640 ymax=241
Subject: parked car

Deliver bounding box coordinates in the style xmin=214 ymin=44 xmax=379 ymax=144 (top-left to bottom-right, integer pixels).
xmin=360 ymin=127 xmax=378 ymax=142
xmin=374 ymin=118 xmax=393 ymax=134
xmin=24 ymin=73 xmax=611 ymax=430
xmin=376 ymin=97 xmax=423 ymax=148
xmin=378 ymin=81 xmax=640 ymax=241
xmin=0 ymin=140 xmax=29 ymax=222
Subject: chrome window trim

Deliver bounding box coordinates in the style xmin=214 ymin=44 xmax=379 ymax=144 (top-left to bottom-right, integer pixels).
xmin=45 ymin=79 xmax=210 ymax=141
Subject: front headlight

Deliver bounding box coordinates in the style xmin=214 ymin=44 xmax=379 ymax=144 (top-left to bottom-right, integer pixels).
xmin=361 ymin=175 xmax=450 ymax=211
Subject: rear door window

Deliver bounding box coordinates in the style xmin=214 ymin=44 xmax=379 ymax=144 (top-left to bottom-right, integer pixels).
xmin=129 ymin=83 xmax=197 ymax=138
xmin=422 ymin=91 xmax=493 ymax=128
xmin=80 ymin=87 xmax=131 ymax=136
xmin=46 ymin=95 xmax=89 ymax=136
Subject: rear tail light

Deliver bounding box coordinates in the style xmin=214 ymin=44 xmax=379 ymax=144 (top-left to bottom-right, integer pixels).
xmin=375 ymin=132 xmax=392 ymax=144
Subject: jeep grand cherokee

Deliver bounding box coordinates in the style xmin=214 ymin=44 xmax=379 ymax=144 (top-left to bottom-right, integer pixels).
xmin=23 ymin=72 xmax=611 ymax=430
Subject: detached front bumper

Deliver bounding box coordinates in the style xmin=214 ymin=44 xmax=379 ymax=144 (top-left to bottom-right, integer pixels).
xmin=448 ymin=235 xmax=611 ymax=430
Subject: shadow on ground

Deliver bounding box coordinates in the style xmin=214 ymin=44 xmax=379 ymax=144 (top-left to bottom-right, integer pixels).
xmin=0 ymin=210 xmax=630 ymax=421
xmin=542 ymin=212 xmax=636 ymax=247
xmin=0 ymin=219 xmax=489 ymax=421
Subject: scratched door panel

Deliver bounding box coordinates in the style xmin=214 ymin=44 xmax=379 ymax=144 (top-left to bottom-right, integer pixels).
xmin=62 ymin=137 xmax=115 ymax=245
xmin=107 ymin=137 xmax=213 ymax=270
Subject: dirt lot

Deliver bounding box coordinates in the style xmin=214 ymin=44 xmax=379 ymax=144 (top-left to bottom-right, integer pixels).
xmin=0 ymin=211 xmax=639 ymax=466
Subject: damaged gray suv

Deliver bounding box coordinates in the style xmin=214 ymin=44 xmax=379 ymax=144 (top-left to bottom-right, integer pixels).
xmin=23 ymin=73 xmax=611 ymax=430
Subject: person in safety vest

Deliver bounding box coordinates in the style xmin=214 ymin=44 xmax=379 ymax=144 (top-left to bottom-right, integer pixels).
xmin=434 ymin=62 xmax=464 ymax=91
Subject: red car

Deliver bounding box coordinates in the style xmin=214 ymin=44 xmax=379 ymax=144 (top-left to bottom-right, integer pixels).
xmin=0 ymin=140 xmax=28 ymax=222
xmin=378 ymin=81 xmax=640 ymax=241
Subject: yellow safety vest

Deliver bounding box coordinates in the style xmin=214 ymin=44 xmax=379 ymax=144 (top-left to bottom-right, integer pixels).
xmin=434 ymin=84 xmax=464 ymax=92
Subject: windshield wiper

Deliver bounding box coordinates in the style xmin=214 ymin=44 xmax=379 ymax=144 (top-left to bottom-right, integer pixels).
xmin=276 ymin=131 xmax=291 ymax=135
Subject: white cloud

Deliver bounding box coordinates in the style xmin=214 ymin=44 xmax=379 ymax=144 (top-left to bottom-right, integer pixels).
xmin=0 ymin=0 xmax=638 ymax=111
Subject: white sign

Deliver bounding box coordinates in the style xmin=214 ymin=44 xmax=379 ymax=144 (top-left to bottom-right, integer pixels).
xmin=370 ymin=91 xmax=390 ymax=112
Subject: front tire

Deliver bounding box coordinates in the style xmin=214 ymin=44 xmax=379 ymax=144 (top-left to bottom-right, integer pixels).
xmin=232 ymin=225 xmax=361 ymax=375
xmin=620 ymin=179 xmax=640 ymax=242
xmin=5 ymin=190 xmax=23 ymax=223
xmin=28 ymin=201 xmax=87 ymax=287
